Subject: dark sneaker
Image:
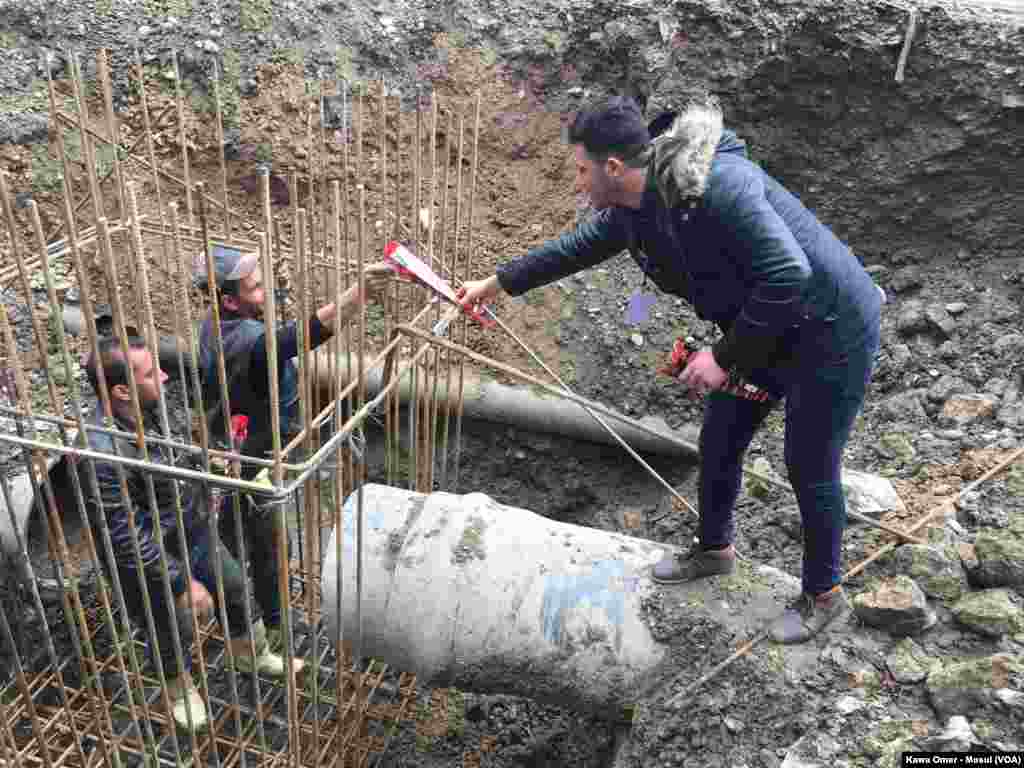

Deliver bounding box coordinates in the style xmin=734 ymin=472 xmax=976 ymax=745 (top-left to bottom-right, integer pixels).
xmin=768 ymin=586 xmax=850 ymax=644
xmin=651 ymin=544 xmax=736 ymax=584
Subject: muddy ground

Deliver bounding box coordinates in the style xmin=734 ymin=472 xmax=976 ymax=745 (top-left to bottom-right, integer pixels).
xmin=2 ymin=6 xmax=1024 ymax=768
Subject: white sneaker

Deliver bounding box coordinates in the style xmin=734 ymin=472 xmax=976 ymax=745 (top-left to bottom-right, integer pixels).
xmin=166 ymin=677 xmax=208 ymax=732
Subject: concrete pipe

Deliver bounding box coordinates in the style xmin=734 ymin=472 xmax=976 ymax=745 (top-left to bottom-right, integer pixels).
xmin=312 ymin=349 xmax=699 ymax=459
xmin=321 ymin=483 xmax=671 ymax=718
xmin=62 ymin=303 xmax=192 ymax=376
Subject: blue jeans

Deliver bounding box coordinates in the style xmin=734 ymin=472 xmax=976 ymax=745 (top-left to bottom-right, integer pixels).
xmin=698 ymin=322 xmax=880 ymax=594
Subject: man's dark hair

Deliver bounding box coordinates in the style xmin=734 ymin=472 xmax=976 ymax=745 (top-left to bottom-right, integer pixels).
xmin=85 ymin=336 xmax=149 ymax=395
xmin=568 ymin=96 xmax=651 ymax=167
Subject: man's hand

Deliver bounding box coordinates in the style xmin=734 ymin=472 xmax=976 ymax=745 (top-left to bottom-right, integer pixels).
xmin=678 ymin=348 xmax=729 ymax=395
xmin=177 ymin=579 xmax=214 ymax=621
xmin=457 ymin=275 xmax=502 ymax=309
xmin=360 ymin=262 xmax=394 ymax=302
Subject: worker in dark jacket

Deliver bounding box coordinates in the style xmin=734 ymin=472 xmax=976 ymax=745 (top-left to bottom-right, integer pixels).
xmin=458 ymin=97 xmax=882 ymax=644
xmin=194 ymin=245 xmax=392 ymax=653
xmin=79 ymin=336 xmax=292 ymax=733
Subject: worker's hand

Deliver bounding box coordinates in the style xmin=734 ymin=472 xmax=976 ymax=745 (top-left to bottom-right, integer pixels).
xmin=360 ymin=262 xmax=394 ymax=302
xmin=457 ymin=275 xmax=502 ymax=309
xmin=177 ymin=579 xmax=214 ymax=621
xmin=678 ymin=348 xmax=729 ymax=395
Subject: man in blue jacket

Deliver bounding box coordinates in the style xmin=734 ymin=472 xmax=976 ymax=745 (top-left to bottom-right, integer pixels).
xmin=458 ymin=97 xmax=882 ymax=644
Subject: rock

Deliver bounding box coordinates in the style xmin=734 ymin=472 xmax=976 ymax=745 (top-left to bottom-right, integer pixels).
xmin=893 ymin=545 xmax=966 ymax=602
xmin=323 ymin=94 xmax=347 ymax=129
xmin=842 ymin=469 xmax=906 ymax=516
xmin=888 ymin=267 xmax=923 ymax=294
xmin=970 ymin=532 xmax=1024 ymax=591
xmin=896 ymin=302 xmax=929 ymax=337
xmin=874 ymin=432 xmax=915 ymax=462
xmin=852 ymin=576 xmax=936 ymax=637
xmin=0 ymin=113 xmax=49 ymax=145
xmin=779 ymin=734 xmax=842 ymax=768
xmin=834 ymin=694 xmax=866 ymax=715
xmin=992 ymin=333 xmax=1024 ymax=361
xmin=927 ymin=375 xmax=967 ymax=404
xmin=951 ymin=589 xmax=1024 ymax=638
xmin=958 ymin=542 xmax=980 ymax=573
xmin=939 ymin=394 xmax=998 ymax=427
xmin=926 ymin=653 xmax=1024 ymax=718
xmin=920 ymin=716 xmax=978 ymax=752
xmin=925 ymin=305 xmax=956 ymax=337
xmin=880 ymin=390 xmax=927 ymax=422
xmin=630 ymin=333 xmax=643 ymax=347
xmin=937 ymin=341 xmax=959 ymax=361
xmin=885 ymin=637 xmax=933 ymax=684
xmin=945 ymin=302 xmax=968 ymax=315
xmin=860 ymin=720 xmax=922 ymax=765
xmin=889 ymin=343 xmax=912 ymax=368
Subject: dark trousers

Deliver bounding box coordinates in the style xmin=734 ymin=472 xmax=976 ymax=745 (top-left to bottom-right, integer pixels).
xmin=698 ymin=324 xmax=880 ymax=595
xmin=218 ymin=493 xmax=284 ymax=629
xmin=115 ymin=525 xmax=248 ymax=676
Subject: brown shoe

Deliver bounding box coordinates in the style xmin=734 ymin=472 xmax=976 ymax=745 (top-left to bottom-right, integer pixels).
xmin=651 ymin=544 xmax=736 ymax=584
xmin=768 ymin=586 xmax=850 ymax=644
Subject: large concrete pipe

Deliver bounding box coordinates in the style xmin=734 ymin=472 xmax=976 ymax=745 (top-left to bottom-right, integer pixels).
xmin=311 ymin=349 xmax=699 ymax=459
xmin=321 ymin=483 xmax=672 ymax=718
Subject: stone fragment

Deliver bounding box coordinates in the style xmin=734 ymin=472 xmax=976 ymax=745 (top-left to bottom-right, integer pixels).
xmin=875 ymin=432 xmax=915 ymax=462
xmin=939 ymin=394 xmax=998 ymax=427
xmin=926 ymin=653 xmax=1024 ymax=718
xmin=842 ymin=469 xmax=906 ymax=515
xmin=893 ymin=544 xmax=966 ymax=602
xmin=880 ymin=390 xmax=927 ymax=421
xmin=852 ymin=576 xmax=936 ymax=636
xmin=945 ymin=302 xmax=968 ymax=315
xmin=927 ymin=375 xmax=967 ymax=404
xmin=951 ymin=589 xmax=1024 ymax=638
xmin=885 ymin=637 xmax=933 ymax=684
xmin=919 ymin=716 xmax=977 ymax=752
xmin=896 ymin=301 xmax=928 ymax=336
xmin=925 ymin=305 xmax=956 ymax=337
xmin=970 ymin=532 xmax=1024 ymax=591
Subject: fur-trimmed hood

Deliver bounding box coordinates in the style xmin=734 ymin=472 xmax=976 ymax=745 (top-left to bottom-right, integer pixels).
xmin=647 ymin=101 xmax=745 ymax=208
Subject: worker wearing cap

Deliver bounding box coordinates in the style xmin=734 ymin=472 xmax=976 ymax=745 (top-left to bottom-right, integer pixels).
xmin=458 ymin=97 xmax=882 ymax=644
xmin=194 ymin=245 xmax=392 ymax=655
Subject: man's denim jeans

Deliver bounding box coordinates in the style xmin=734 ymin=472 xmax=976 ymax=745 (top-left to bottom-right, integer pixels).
xmin=697 ymin=322 xmax=881 ymax=595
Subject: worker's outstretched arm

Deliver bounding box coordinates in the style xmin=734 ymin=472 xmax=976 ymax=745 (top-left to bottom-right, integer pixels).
xmin=460 ymin=209 xmax=630 ymax=307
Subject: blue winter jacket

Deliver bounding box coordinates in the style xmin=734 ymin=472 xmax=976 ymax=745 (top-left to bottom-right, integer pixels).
xmin=497 ymin=131 xmax=881 ymax=375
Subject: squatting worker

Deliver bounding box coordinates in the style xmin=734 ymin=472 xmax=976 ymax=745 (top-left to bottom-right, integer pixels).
xmin=79 ymin=337 xmax=296 ymax=733
xmin=194 ymin=245 xmax=393 ymax=652
xmin=457 ymin=97 xmax=882 ymax=644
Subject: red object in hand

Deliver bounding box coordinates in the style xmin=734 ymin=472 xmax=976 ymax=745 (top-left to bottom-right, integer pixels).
xmin=657 ymin=337 xmax=774 ymax=403
xmin=230 ymin=414 xmax=249 ymax=447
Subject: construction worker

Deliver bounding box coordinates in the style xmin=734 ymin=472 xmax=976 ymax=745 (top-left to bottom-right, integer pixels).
xmin=194 ymin=245 xmax=392 ymax=653
xmin=79 ymin=336 xmax=291 ymax=733
xmin=458 ymin=96 xmax=882 ymax=644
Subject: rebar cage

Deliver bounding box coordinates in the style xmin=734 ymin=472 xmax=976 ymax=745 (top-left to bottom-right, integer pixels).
xmin=0 ymin=47 xmax=487 ymax=768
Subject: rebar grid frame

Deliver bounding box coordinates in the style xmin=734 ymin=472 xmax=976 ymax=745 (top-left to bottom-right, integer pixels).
xmin=1 ymin=46 xmax=486 ymax=768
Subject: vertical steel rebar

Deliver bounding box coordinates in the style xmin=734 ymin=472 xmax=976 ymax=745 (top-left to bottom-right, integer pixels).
xmin=424 ymin=93 xmax=440 ymax=492
xmin=407 ymin=90 xmax=421 ymax=492
xmin=452 ymin=94 xmax=483 ymax=491
xmin=173 ymin=51 xmax=194 ymax=225
xmin=212 ymin=59 xmax=232 ymax=240
xmin=96 ymin=49 xmax=128 ymax=225
xmin=436 ymin=106 xmax=456 ymax=490
xmin=68 ymin=51 xmax=104 ymax=227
